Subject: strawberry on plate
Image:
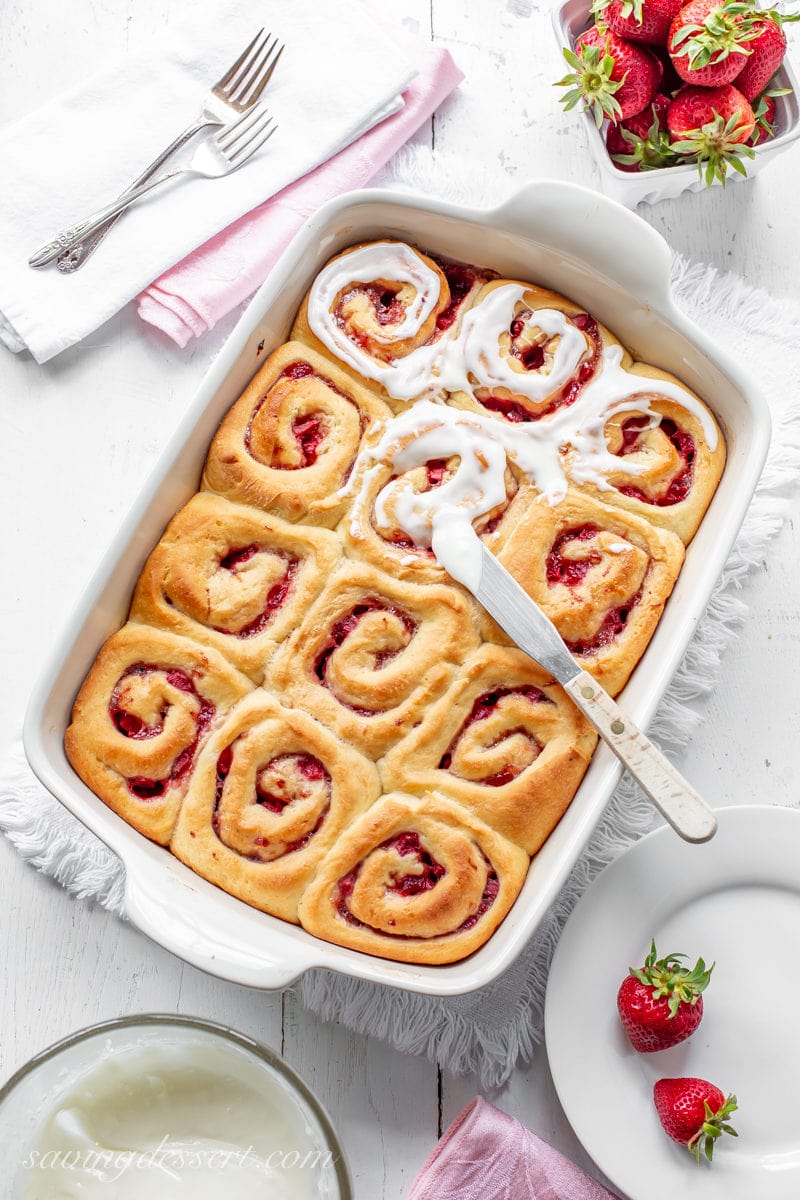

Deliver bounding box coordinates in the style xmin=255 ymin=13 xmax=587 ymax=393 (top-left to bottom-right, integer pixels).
xmin=668 ymin=0 xmax=760 ymax=86
xmin=617 ymin=938 xmax=713 ymax=1051
xmin=654 ymin=1077 xmax=739 ymax=1162
xmin=556 ymin=27 xmax=663 ymax=125
xmin=592 ymin=0 xmax=684 ymax=45
xmin=749 ymin=86 xmax=790 ymax=141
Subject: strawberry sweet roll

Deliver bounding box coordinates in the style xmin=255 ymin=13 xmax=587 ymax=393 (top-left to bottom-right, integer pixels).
xmin=565 ymin=361 xmax=726 ymax=544
xmin=291 ymin=240 xmax=489 ymax=409
xmin=298 ymin=792 xmax=528 ymax=964
xmin=445 ymin=278 xmax=626 ymax=423
xmin=202 ymin=341 xmax=391 ymax=526
xmin=380 ymin=644 xmax=598 ymax=855
xmin=267 ymin=562 xmax=482 ymax=760
xmin=131 ymin=493 xmax=341 ymax=683
xmin=65 ymin=624 xmax=252 ymax=844
xmin=171 ymin=692 xmax=380 ymax=923
xmin=494 ymin=489 xmax=685 ymax=697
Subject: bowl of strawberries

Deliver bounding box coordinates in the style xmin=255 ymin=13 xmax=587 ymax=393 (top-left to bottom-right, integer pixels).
xmin=553 ymin=0 xmax=800 ymax=204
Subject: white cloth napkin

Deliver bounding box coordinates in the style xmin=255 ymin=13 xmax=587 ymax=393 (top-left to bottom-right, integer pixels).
xmin=0 ymin=1 xmax=418 ymax=363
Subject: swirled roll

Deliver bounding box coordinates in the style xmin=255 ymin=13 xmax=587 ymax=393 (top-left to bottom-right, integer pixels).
xmin=171 ymin=692 xmax=380 ymax=922
xmin=267 ymin=563 xmax=482 ymax=759
xmin=130 ymin=494 xmax=341 ymax=682
xmin=447 ymin=280 xmax=627 ymax=423
xmin=380 ymin=645 xmax=598 ymax=854
xmin=65 ymin=625 xmax=253 ymax=843
xmin=202 ymin=342 xmax=391 ymax=525
xmin=340 ymin=440 xmax=517 ymax=584
xmin=565 ymin=362 xmax=726 ymax=544
xmin=297 ymin=792 xmax=529 ymax=964
xmin=291 ymin=240 xmax=488 ymax=408
xmin=494 ymin=489 xmax=685 ymax=697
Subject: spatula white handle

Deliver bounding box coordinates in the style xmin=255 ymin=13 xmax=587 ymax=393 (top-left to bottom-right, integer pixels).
xmin=563 ymin=671 xmax=717 ymax=844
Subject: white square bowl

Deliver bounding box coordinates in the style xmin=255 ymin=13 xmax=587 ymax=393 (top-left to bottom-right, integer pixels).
xmin=24 ymin=181 xmax=770 ymax=997
xmin=553 ymin=0 xmax=800 ymax=206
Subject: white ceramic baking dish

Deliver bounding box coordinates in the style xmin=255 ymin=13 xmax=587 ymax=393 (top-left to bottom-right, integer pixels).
xmin=24 ymin=181 xmax=770 ymax=996
xmin=554 ymin=0 xmax=800 ymax=206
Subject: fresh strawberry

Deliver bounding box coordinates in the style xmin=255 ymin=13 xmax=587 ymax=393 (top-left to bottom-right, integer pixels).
xmin=653 ymin=1078 xmax=738 ymax=1162
xmin=607 ymin=94 xmax=679 ymax=169
xmin=556 ymin=27 xmax=663 ymax=125
xmin=668 ymin=0 xmax=761 ymax=86
xmin=592 ymin=0 xmax=684 ymax=45
xmin=617 ymin=939 xmax=713 ymax=1051
xmin=735 ymin=12 xmax=793 ymax=100
xmin=749 ymin=86 xmax=790 ymax=141
xmin=668 ymin=83 xmax=756 ymax=181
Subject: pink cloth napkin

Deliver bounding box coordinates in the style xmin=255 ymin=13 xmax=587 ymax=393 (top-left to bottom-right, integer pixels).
xmin=137 ymin=40 xmax=462 ymax=348
xmin=407 ymin=1098 xmax=619 ymax=1200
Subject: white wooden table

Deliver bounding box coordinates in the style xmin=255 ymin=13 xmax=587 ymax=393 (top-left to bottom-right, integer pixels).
xmin=2 ymin=3 xmax=798 ymax=1195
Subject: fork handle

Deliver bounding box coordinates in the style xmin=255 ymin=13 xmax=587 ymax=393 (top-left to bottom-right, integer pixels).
xmin=29 ymin=167 xmax=188 ymax=268
xmin=55 ymin=118 xmax=215 ymax=273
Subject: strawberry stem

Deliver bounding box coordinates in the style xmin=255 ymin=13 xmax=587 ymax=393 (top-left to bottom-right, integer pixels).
xmin=688 ymin=1094 xmax=739 ymax=1162
xmin=629 ymin=939 xmax=714 ymax=1016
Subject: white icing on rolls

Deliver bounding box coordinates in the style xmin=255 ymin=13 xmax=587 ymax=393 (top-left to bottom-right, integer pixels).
xmin=320 ymin=241 xmax=720 ymax=585
xmin=307 ymin=241 xmax=449 ymax=402
xmin=437 ymin=286 xmax=589 ymax=404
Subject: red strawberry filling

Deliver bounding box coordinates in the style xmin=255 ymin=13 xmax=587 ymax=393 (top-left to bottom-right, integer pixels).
xmin=290 ymin=414 xmax=325 ymax=467
xmin=546 ymin=525 xmax=602 ymax=586
xmin=244 ymin=363 xmax=355 ymax=470
xmin=481 ymin=313 xmax=599 ymax=422
xmin=314 ymin=601 xmax=417 ymax=708
xmin=110 ymin=664 xmax=215 ymax=800
xmin=212 ymin=743 xmax=330 ymax=858
xmin=215 ymin=551 xmax=299 ymax=639
xmin=616 ymin=416 xmax=696 ymax=506
xmin=439 ymin=686 xmax=550 ymax=786
xmin=432 ymin=257 xmax=483 ymax=331
xmin=334 ymin=838 xmax=501 ymax=938
xmin=567 ymin=588 xmax=643 ymax=655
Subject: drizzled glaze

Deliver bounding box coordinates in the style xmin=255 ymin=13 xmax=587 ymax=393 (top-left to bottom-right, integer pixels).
xmin=312 ymin=245 xmax=717 ymax=582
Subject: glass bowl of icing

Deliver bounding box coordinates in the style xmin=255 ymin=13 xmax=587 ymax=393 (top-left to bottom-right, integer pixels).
xmin=0 ymin=1014 xmax=351 ymax=1200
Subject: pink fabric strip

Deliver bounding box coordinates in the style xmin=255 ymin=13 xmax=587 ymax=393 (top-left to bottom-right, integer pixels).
xmin=406 ymin=1097 xmax=619 ymax=1200
xmin=136 ymin=43 xmax=462 ymax=347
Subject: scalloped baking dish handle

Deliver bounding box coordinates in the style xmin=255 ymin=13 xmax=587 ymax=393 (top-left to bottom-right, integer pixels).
xmin=123 ymin=859 xmax=311 ymax=990
xmin=490 ymin=180 xmax=674 ymax=311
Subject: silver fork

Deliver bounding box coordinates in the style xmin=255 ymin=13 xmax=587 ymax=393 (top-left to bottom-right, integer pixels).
xmin=54 ymin=29 xmax=284 ymax=273
xmin=29 ymin=107 xmax=277 ymax=269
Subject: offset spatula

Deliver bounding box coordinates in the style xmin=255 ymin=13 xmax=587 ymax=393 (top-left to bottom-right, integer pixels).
xmin=470 ymin=544 xmax=717 ymax=844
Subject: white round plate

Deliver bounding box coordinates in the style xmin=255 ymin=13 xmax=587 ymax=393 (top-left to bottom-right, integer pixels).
xmin=545 ymin=805 xmax=800 ymax=1200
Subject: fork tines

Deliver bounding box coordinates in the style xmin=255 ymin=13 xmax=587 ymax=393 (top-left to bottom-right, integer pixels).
xmin=217 ymin=105 xmax=278 ymax=162
xmin=218 ymin=29 xmax=285 ymax=109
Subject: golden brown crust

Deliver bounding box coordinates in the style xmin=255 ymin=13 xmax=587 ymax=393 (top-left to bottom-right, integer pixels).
xmin=267 ymin=562 xmax=482 ymax=759
xmin=202 ymin=341 xmax=391 ymax=525
xmin=493 ymin=489 xmax=685 ymax=697
xmin=297 ymin=792 xmax=529 ymax=964
xmin=130 ymin=493 xmax=341 ymax=683
xmin=565 ymin=362 xmax=726 ymax=545
xmin=171 ymin=692 xmax=380 ymax=923
xmin=380 ymin=645 xmax=598 ymax=854
xmin=64 ymin=624 xmax=252 ymax=844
